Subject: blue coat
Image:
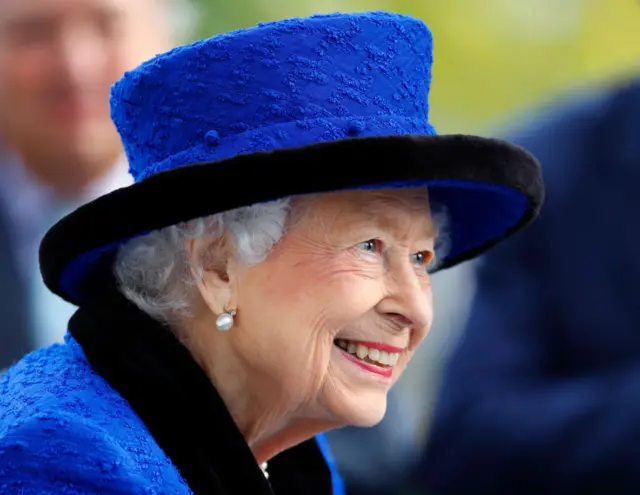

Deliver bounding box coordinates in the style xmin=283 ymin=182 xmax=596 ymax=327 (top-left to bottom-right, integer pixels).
xmin=0 ymin=291 xmax=344 ymax=494
xmin=416 ymin=80 xmax=640 ymax=493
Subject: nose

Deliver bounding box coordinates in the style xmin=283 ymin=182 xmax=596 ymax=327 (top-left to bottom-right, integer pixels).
xmin=55 ymin=25 xmax=107 ymax=89
xmin=376 ymin=259 xmax=433 ymax=348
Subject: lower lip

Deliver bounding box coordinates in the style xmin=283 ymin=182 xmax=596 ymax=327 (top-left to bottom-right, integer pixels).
xmin=338 ymin=348 xmax=393 ymax=378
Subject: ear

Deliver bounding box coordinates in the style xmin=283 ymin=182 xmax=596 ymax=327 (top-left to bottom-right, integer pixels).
xmin=185 ymin=233 xmax=239 ymax=316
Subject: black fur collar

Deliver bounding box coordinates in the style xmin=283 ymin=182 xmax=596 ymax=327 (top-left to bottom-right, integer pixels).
xmin=68 ymin=289 xmax=333 ymax=494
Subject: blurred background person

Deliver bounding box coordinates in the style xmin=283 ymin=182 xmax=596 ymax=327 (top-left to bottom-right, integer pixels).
xmin=0 ymin=0 xmax=186 ymax=369
xmin=412 ymin=74 xmax=640 ymax=495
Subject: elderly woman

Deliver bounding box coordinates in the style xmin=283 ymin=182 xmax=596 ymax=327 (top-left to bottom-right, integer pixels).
xmin=0 ymin=11 xmax=543 ymax=495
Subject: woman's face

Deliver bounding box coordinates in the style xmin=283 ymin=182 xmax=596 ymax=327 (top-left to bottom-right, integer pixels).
xmin=228 ymin=187 xmax=436 ymax=427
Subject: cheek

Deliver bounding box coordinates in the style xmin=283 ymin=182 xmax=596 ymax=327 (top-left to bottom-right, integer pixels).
xmin=260 ymin=254 xmax=383 ymax=325
xmin=1 ymin=54 xmax=47 ymax=96
xmin=237 ymin=265 xmax=336 ymax=371
xmin=238 ymin=257 xmax=384 ymax=385
xmin=238 ymin=315 xmax=336 ymax=406
xmin=232 ymin=308 xmax=332 ymax=392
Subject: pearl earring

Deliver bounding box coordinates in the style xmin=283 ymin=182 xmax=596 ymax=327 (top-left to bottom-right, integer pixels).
xmin=216 ymin=308 xmax=236 ymax=331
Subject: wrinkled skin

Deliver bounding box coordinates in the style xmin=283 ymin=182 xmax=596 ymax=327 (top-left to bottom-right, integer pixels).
xmin=186 ymin=187 xmax=436 ymax=462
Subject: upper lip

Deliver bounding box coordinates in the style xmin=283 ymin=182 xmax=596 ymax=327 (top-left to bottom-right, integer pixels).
xmin=341 ymin=339 xmax=406 ymax=354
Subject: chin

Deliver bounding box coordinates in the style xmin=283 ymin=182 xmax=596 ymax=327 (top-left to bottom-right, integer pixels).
xmin=334 ymin=395 xmax=388 ymax=428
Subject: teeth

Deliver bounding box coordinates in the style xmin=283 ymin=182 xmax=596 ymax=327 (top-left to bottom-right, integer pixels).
xmin=379 ymin=351 xmax=389 ymax=365
xmin=356 ymin=345 xmax=368 ymax=359
xmin=335 ymin=339 xmax=401 ymax=367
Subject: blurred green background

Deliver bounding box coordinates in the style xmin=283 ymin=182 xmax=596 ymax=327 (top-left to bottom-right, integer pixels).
xmin=188 ymin=0 xmax=640 ymax=134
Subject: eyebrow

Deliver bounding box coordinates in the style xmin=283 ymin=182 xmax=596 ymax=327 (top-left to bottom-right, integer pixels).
xmin=363 ymin=207 xmax=438 ymax=243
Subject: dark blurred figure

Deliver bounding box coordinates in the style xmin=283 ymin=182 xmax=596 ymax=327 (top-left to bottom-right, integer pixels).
xmin=0 ymin=0 xmax=174 ymax=369
xmin=413 ymin=77 xmax=640 ymax=494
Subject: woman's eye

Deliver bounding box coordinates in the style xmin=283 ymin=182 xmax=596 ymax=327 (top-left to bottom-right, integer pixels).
xmin=358 ymin=239 xmax=380 ymax=254
xmin=412 ymin=251 xmax=435 ymax=270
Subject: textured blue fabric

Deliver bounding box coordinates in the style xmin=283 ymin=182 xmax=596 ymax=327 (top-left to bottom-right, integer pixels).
xmin=0 ymin=337 xmax=190 ymax=494
xmin=110 ymin=12 xmax=436 ymax=181
xmin=0 ymin=336 xmax=345 ymax=494
xmin=315 ymin=433 xmax=345 ymax=495
xmin=57 ymin=12 xmax=530 ymax=299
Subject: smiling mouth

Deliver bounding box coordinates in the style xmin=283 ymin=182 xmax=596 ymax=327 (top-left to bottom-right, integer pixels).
xmin=333 ymin=339 xmax=400 ymax=368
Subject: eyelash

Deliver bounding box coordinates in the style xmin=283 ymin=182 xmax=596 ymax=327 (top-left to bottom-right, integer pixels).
xmin=357 ymin=239 xmax=435 ymax=271
xmin=358 ymin=239 xmax=382 ymax=254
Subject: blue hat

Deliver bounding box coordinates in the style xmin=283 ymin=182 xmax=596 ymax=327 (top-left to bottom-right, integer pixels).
xmin=40 ymin=11 xmax=543 ymax=304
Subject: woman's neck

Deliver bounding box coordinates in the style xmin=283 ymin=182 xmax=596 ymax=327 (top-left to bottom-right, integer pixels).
xmin=179 ymin=315 xmax=334 ymax=464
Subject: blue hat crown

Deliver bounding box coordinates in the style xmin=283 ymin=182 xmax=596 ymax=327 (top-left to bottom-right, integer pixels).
xmin=110 ymin=11 xmax=436 ymax=182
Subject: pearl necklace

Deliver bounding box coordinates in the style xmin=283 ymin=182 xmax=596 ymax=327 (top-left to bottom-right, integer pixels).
xmin=260 ymin=461 xmax=269 ymax=479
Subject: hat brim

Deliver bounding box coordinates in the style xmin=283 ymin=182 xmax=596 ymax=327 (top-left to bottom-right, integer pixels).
xmin=40 ymin=134 xmax=544 ymax=305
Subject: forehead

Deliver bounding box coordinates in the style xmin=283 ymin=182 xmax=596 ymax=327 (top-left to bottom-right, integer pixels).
xmin=296 ymin=187 xmax=435 ymax=239
xmin=0 ymin=0 xmax=139 ymax=25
